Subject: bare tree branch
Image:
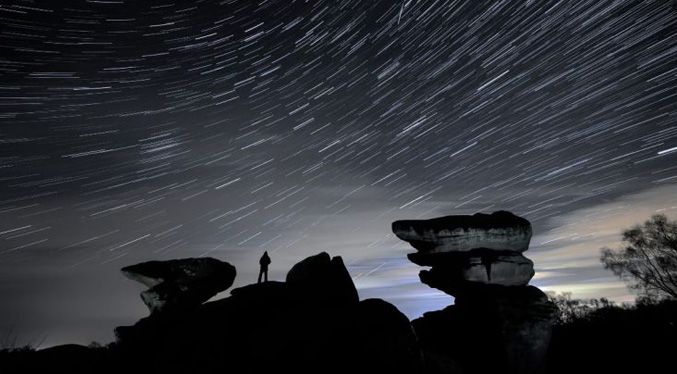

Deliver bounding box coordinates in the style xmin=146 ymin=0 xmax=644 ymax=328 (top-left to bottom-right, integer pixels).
xmin=600 ymin=214 xmax=677 ymax=300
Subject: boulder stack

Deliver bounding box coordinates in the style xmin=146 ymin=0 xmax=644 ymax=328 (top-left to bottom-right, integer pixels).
xmin=394 ymin=211 xmax=534 ymax=296
xmin=393 ymin=211 xmax=557 ymax=374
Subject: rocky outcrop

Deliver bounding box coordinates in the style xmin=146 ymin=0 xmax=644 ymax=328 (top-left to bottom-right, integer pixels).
xmin=4 ymin=213 xmax=559 ymax=374
xmin=350 ymin=298 xmax=423 ymax=373
xmin=413 ymin=286 xmax=557 ymax=374
xmin=393 ymin=211 xmax=557 ymax=374
xmin=113 ymin=253 xmax=423 ymax=374
xmin=286 ymin=251 xmax=359 ymax=305
xmin=121 ymin=257 xmax=236 ymax=315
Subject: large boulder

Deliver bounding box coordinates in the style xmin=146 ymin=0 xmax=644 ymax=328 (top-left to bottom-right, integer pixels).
xmin=348 ymin=299 xmax=423 ymax=373
xmin=286 ymin=252 xmax=359 ymax=305
xmin=392 ymin=211 xmax=532 ymax=253
xmin=413 ymin=286 xmax=557 ymax=374
xmin=121 ymin=257 xmax=236 ymax=315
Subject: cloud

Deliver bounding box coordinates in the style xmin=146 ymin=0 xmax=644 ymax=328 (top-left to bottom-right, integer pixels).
xmin=529 ymin=183 xmax=677 ymax=301
xmin=353 ymin=183 xmax=677 ymax=318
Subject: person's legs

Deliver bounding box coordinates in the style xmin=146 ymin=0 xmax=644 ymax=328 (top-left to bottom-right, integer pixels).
xmin=258 ymin=269 xmax=263 ymax=283
xmin=264 ymin=270 xmax=268 ymax=282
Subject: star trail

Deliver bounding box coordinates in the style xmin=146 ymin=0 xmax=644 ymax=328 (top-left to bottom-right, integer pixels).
xmin=1 ymin=0 xmax=676 ymax=347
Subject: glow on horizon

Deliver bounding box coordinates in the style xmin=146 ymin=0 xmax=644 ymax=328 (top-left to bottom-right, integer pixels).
xmin=355 ymin=184 xmax=677 ymax=318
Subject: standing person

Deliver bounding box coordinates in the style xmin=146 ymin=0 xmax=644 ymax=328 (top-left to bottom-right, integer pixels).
xmin=258 ymin=251 xmax=271 ymax=283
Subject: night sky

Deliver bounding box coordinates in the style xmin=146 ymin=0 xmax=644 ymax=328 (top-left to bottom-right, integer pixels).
xmin=1 ymin=0 xmax=676 ymax=348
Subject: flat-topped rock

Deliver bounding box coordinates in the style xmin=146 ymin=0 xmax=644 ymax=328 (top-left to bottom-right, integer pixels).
xmin=392 ymin=211 xmax=532 ymax=253
xmin=121 ymin=257 xmax=236 ymax=315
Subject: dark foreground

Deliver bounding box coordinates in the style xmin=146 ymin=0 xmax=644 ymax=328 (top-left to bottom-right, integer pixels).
xmin=2 ymin=211 xmax=676 ymax=373
xmin=2 ymin=262 xmax=676 ymax=374
xmin=2 ymin=289 xmax=677 ymax=373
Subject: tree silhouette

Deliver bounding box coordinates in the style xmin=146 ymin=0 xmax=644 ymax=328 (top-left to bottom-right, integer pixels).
xmin=546 ymin=291 xmax=617 ymax=325
xmin=600 ymin=214 xmax=677 ymax=300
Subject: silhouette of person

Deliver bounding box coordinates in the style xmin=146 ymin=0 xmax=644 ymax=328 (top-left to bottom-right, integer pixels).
xmin=258 ymin=251 xmax=271 ymax=283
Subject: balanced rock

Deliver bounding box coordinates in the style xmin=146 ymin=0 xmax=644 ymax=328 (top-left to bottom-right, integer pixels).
xmin=286 ymin=251 xmax=359 ymax=305
xmin=392 ymin=210 xmax=532 ymax=253
xmin=393 ymin=211 xmax=557 ymax=374
xmin=121 ymin=257 xmax=236 ymax=315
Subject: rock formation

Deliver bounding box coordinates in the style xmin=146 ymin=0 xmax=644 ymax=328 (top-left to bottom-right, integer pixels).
xmin=112 ymin=253 xmax=423 ymax=374
xmin=121 ymin=257 xmax=236 ymax=315
xmin=393 ymin=211 xmax=557 ymax=374
xmin=285 ymin=251 xmax=359 ymax=305
xmin=7 ymin=212 xmax=676 ymax=374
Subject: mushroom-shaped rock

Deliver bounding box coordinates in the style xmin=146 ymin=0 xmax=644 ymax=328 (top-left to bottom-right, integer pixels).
xmin=393 ymin=211 xmax=556 ymax=374
xmin=121 ymin=257 xmax=236 ymax=315
xmin=286 ymin=252 xmax=359 ymax=305
xmin=392 ymin=211 xmax=532 ymax=253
